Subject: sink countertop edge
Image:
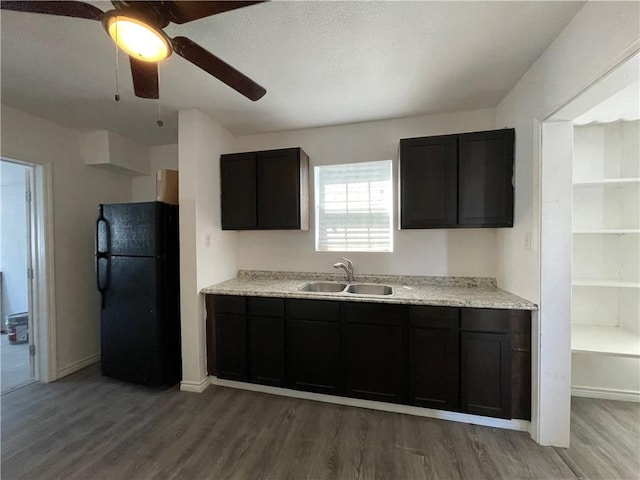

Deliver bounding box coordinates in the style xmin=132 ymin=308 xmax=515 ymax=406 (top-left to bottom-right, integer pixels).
xmin=200 ymin=276 xmax=538 ymax=311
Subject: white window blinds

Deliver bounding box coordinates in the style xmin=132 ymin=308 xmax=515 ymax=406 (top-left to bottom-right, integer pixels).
xmin=315 ymin=160 xmax=393 ymax=252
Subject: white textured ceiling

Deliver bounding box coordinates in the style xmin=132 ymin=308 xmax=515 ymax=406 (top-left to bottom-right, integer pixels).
xmin=1 ymin=1 xmax=584 ymax=145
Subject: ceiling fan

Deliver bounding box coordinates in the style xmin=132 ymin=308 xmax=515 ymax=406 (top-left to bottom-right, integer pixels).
xmin=0 ymin=1 xmax=267 ymax=101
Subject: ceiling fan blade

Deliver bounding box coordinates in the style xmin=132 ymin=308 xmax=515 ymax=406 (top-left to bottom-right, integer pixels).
xmin=163 ymin=1 xmax=265 ymax=24
xmin=0 ymin=1 xmax=103 ymax=20
xmin=129 ymin=57 xmax=159 ymax=99
xmin=171 ymin=36 xmax=266 ymax=101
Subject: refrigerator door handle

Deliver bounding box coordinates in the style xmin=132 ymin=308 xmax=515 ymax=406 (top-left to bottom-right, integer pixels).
xmin=96 ymin=204 xmax=109 ymax=255
xmin=96 ymin=204 xmax=110 ymax=309
xmin=96 ymin=256 xmax=109 ymax=310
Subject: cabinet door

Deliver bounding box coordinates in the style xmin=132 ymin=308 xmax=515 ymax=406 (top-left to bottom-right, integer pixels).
xmin=458 ymin=129 xmax=514 ymax=227
xmin=400 ymin=135 xmax=458 ymax=228
xmin=460 ymin=331 xmax=511 ymax=418
xmin=249 ymin=298 xmax=285 ymax=386
xmin=221 ymin=153 xmax=257 ymax=230
xmin=344 ymin=323 xmax=403 ymax=403
xmin=286 ymin=318 xmax=341 ymax=394
xmin=216 ymin=313 xmax=248 ymax=381
xmin=408 ymin=306 xmax=459 ymax=410
xmin=205 ymin=295 xmax=216 ymax=375
xmin=409 ymin=327 xmax=459 ymax=410
xmin=249 ymin=315 xmax=285 ymax=386
xmin=257 ymin=149 xmax=301 ymax=229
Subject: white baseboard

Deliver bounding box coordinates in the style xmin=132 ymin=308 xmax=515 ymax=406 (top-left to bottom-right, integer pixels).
xmin=180 ymin=377 xmax=210 ymax=393
xmin=210 ymin=376 xmax=530 ymax=432
xmin=57 ymin=353 xmax=100 ymax=379
xmin=572 ymin=386 xmax=640 ymax=402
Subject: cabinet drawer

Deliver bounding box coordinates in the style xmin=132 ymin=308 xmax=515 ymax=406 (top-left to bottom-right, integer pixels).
xmin=409 ymin=306 xmax=459 ymax=329
xmin=461 ymin=308 xmax=509 ymax=333
xmin=286 ymin=299 xmax=340 ymax=321
xmin=250 ymin=297 xmax=284 ymax=317
xmin=343 ymin=302 xmax=407 ymax=326
xmin=214 ymin=295 xmax=246 ymax=314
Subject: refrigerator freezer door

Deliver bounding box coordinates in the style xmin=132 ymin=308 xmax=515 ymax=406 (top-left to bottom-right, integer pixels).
xmin=101 ymin=255 xmax=166 ymax=387
xmin=102 ymin=202 xmax=164 ymax=257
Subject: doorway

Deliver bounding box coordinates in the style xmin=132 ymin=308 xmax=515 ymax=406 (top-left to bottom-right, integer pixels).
xmin=0 ymin=159 xmax=36 ymax=394
xmin=570 ymin=85 xmax=639 ymax=398
xmin=541 ymin=52 xmax=640 ymax=415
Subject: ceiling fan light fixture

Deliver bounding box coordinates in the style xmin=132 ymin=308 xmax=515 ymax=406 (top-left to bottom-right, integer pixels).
xmin=103 ymin=12 xmax=172 ymax=62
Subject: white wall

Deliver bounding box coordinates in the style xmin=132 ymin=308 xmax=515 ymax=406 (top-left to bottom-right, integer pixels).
xmin=539 ymin=121 xmax=574 ymax=447
xmin=178 ymin=109 xmax=237 ymax=391
xmin=0 ymin=161 xmax=29 ymax=322
xmin=497 ymin=1 xmax=640 ymax=302
xmin=495 ymin=1 xmax=640 ymax=446
xmin=572 ymin=354 xmax=640 ymax=398
xmin=0 ymin=105 xmax=132 ymax=377
xmin=233 ymin=108 xmax=498 ymax=277
xmin=132 ymin=144 xmax=179 ymax=202
xmin=79 ymin=131 xmax=150 ymax=176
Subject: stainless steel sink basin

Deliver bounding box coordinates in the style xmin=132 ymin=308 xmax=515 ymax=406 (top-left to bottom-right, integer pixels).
xmin=346 ymin=284 xmax=394 ymax=295
xmin=299 ymin=282 xmax=347 ymax=293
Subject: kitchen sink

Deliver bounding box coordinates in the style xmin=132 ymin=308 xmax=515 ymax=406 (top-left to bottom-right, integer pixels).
xmin=345 ymin=284 xmax=394 ymax=295
xmin=299 ymin=282 xmax=394 ymax=296
xmin=299 ymin=282 xmax=348 ymax=293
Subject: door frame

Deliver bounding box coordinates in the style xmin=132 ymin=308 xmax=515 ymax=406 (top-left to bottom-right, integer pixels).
xmin=1 ymin=157 xmax=57 ymax=383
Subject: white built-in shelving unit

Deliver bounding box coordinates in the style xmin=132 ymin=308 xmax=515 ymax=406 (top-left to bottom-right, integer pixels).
xmin=572 ymin=120 xmax=640 ymax=358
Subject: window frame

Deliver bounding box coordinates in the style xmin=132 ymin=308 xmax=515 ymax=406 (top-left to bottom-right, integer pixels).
xmin=314 ymin=159 xmax=394 ymax=253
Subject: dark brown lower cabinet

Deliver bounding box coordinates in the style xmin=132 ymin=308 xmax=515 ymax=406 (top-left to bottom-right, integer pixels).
xmin=343 ymin=302 xmax=405 ymax=402
xmin=248 ymin=297 xmax=285 ymax=386
xmin=216 ymin=312 xmax=248 ymax=381
xmin=344 ymin=323 xmax=403 ymax=402
xmin=460 ymin=331 xmax=511 ymax=418
xmin=409 ymin=329 xmax=459 ymax=409
xmin=408 ymin=306 xmax=460 ymax=410
xmin=249 ymin=315 xmax=284 ymax=386
xmin=206 ymin=294 xmax=530 ymax=421
xmin=286 ymin=318 xmax=341 ymax=394
xmin=460 ymin=308 xmax=513 ymax=419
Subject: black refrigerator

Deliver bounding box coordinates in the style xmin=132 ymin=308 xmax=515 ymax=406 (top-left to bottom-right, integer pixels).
xmin=95 ymin=201 xmax=181 ymax=388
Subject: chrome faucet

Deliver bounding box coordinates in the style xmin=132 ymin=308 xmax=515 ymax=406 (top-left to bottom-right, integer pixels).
xmin=333 ymin=257 xmax=355 ymax=282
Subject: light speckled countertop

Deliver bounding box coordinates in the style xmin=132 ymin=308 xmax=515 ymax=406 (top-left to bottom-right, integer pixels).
xmin=201 ymin=270 xmax=537 ymax=310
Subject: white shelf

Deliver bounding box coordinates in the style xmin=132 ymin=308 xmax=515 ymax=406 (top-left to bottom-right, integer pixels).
xmin=573 ymin=279 xmax=640 ymax=288
xmin=572 ymin=324 xmax=640 ymax=358
xmin=573 ymin=229 xmax=640 ymax=234
xmin=573 ymin=178 xmax=640 ymax=187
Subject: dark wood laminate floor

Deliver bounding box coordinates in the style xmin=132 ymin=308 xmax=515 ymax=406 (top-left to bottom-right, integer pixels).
xmin=1 ymin=365 xmax=638 ymax=480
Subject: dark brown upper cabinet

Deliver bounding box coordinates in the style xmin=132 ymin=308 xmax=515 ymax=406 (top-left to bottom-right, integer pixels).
xmin=458 ymin=130 xmax=515 ymax=227
xmin=400 ymin=129 xmax=514 ymax=229
xmin=220 ymin=152 xmax=257 ymax=229
xmin=400 ymin=135 xmax=458 ymax=228
xmin=221 ymin=147 xmax=309 ymax=230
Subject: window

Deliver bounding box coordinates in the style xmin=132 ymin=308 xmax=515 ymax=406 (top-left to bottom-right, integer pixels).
xmin=315 ymin=160 xmax=393 ymax=252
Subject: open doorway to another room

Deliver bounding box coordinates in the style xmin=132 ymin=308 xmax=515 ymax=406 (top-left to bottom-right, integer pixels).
xmin=570 ymin=82 xmax=639 ymax=399
xmin=0 ymin=159 xmax=36 ymax=394
xmin=542 ymin=52 xmax=639 ymax=412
